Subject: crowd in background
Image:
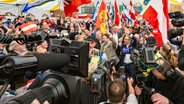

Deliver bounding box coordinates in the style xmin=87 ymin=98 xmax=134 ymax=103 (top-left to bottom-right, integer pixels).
xmin=0 ymin=14 xmax=184 ymax=104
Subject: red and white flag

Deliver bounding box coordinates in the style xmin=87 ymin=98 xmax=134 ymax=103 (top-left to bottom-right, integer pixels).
xmin=141 ymin=0 xmax=169 ymax=47
xmin=19 ymin=22 xmax=38 ymax=34
xmin=114 ymin=0 xmax=120 ymax=26
xmin=64 ymin=0 xmax=91 ymax=17
xmin=129 ymin=0 xmax=137 ymax=20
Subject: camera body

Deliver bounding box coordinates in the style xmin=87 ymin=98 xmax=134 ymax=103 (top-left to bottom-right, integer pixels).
xmin=91 ymin=58 xmax=116 ymax=94
xmin=91 ymin=73 xmax=105 ymax=93
xmin=131 ymin=46 xmax=156 ymax=72
xmin=0 ymin=39 xmax=89 ymax=104
xmin=169 ymin=11 xmax=184 ymax=27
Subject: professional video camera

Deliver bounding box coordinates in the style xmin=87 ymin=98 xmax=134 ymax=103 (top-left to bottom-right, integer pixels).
xmin=0 ymin=37 xmax=89 ymax=104
xmin=167 ymin=28 xmax=183 ymax=39
xmin=0 ymin=29 xmax=63 ymax=44
xmin=169 ymin=11 xmax=184 ymax=27
xmin=167 ymin=11 xmax=184 ymax=39
xmin=90 ymin=58 xmax=116 ymax=104
xmin=131 ymin=46 xmax=156 ymax=72
xmin=130 ymin=46 xmax=158 ymax=104
xmin=91 ymin=58 xmax=116 ymax=93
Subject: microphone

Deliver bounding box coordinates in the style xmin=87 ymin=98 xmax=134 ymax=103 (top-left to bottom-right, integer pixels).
xmin=35 ymin=53 xmax=70 ymax=70
xmin=0 ymin=53 xmax=71 ymax=78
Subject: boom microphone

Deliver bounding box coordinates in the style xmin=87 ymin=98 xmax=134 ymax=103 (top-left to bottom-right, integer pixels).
xmin=35 ymin=53 xmax=70 ymax=70
xmin=0 ymin=53 xmax=71 ymax=78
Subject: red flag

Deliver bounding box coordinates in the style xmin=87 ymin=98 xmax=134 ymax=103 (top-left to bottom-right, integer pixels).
xmin=121 ymin=12 xmax=126 ymax=21
xmin=141 ymin=0 xmax=169 ymax=47
xmin=64 ymin=0 xmax=91 ymax=17
xmin=19 ymin=22 xmax=38 ymax=34
xmin=114 ymin=0 xmax=120 ymax=26
xmin=95 ymin=0 xmax=108 ymax=34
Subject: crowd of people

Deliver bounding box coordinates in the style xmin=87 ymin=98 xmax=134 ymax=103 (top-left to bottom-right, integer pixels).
xmin=0 ymin=14 xmax=184 ymax=104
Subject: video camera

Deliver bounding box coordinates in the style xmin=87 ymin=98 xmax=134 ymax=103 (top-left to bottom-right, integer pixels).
xmin=0 ymin=37 xmax=89 ymax=104
xmin=130 ymin=45 xmax=159 ymax=104
xmin=169 ymin=11 xmax=184 ymax=27
xmin=90 ymin=58 xmax=116 ymax=104
xmin=131 ymin=46 xmax=156 ymax=72
xmin=91 ymin=58 xmax=116 ymax=94
xmin=0 ymin=29 xmax=63 ymax=44
xmin=167 ymin=11 xmax=184 ymax=39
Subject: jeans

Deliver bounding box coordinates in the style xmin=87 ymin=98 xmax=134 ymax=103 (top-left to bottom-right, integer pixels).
xmin=124 ymin=63 xmax=135 ymax=78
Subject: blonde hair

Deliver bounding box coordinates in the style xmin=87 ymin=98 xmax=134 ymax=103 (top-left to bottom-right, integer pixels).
xmin=161 ymin=44 xmax=175 ymax=65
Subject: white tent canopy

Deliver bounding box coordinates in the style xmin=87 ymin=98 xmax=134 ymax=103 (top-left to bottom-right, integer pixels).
xmin=0 ymin=3 xmax=21 ymax=20
xmin=0 ymin=3 xmax=50 ymax=20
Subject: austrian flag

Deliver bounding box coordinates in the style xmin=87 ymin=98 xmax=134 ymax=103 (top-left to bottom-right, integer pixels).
xmin=141 ymin=0 xmax=169 ymax=47
xmin=19 ymin=22 xmax=38 ymax=34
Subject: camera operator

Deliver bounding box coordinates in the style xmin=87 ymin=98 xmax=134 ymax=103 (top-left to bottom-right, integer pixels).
xmin=7 ymin=41 xmax=28 ymax=56
xmin=99 ymin=78 xmax=138 ymax=104
xmin=167 ymin=11 xmax=184 ymax=48
xmin=79 ymin=36 xmax=100 ymax=104
xmin=136 ymin=59 xmax=184 ymax=104
xmin=178 ymin=34 xmax=184 ymax=71
xmin=167 ymin=28 xmax=183 ymax=48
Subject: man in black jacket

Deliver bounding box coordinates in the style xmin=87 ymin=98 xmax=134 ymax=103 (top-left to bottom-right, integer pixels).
xmin=137 ymin=59 xmax=184 ymax=104
xmin=120 ymin=35 xmax=137 ymax=78
xmin=178 ymin=34 xmax=184 ymax=70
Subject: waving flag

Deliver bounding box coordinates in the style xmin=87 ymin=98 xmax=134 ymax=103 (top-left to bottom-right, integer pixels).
xmin=95 ymin=0 xmax=108 ymax=34
xmin=107 ymin=1 xmax=113 ymax=23
xmin=64 ymin=0 xmax=91 ymax=17
xmin=92 ymin=1 xmax=100 ymax=20
xmin=122 ymin=3 xmax=132 ymax=23
xmin=114 ymin=0 xmax=120 ymax=26
xmin=142 ymin=0 xmax=150 ymax=9
xmin=141 ymin=0 xmax=169 ymax=47
xmin=129 ymin=0 xmax=137 ymax=20
xmin=19 ymin=22 xmax=38 ymax=34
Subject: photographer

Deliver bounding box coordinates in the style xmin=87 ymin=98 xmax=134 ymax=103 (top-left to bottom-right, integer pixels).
xmin=167 ymin=28 xmax=183 ymax=47
xmin=136 ymin=59 xmax=184 ymax=104
xmin=99 ymin=78 xmax=138 ymax=104
xmin=178 ymin=34 xmax=184 ymax=71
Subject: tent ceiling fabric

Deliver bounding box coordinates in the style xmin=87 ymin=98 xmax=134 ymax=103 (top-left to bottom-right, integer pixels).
xmin=0 ymin=0 xmax=183 ymax=12
xmin=0 ymin=0 xmax=35 ymax=4
xmin=0 ymin=0 xmax=61 ymax=11
xmin=35 ymin=0 xmax=59 ymax=11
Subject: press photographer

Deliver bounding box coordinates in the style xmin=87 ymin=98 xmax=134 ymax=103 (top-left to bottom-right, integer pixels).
xmin=167 ymin=11 xmax=184 ymax=47
xmin=168 ymin=11 xmax=184 ymax=71
xmin=135 ymin=58 xmax=184 ymax=104
xmin=129 ymin=35 xmax=184 ymax=104
xmin=178 ymin=34 xmax=184 ymax=71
